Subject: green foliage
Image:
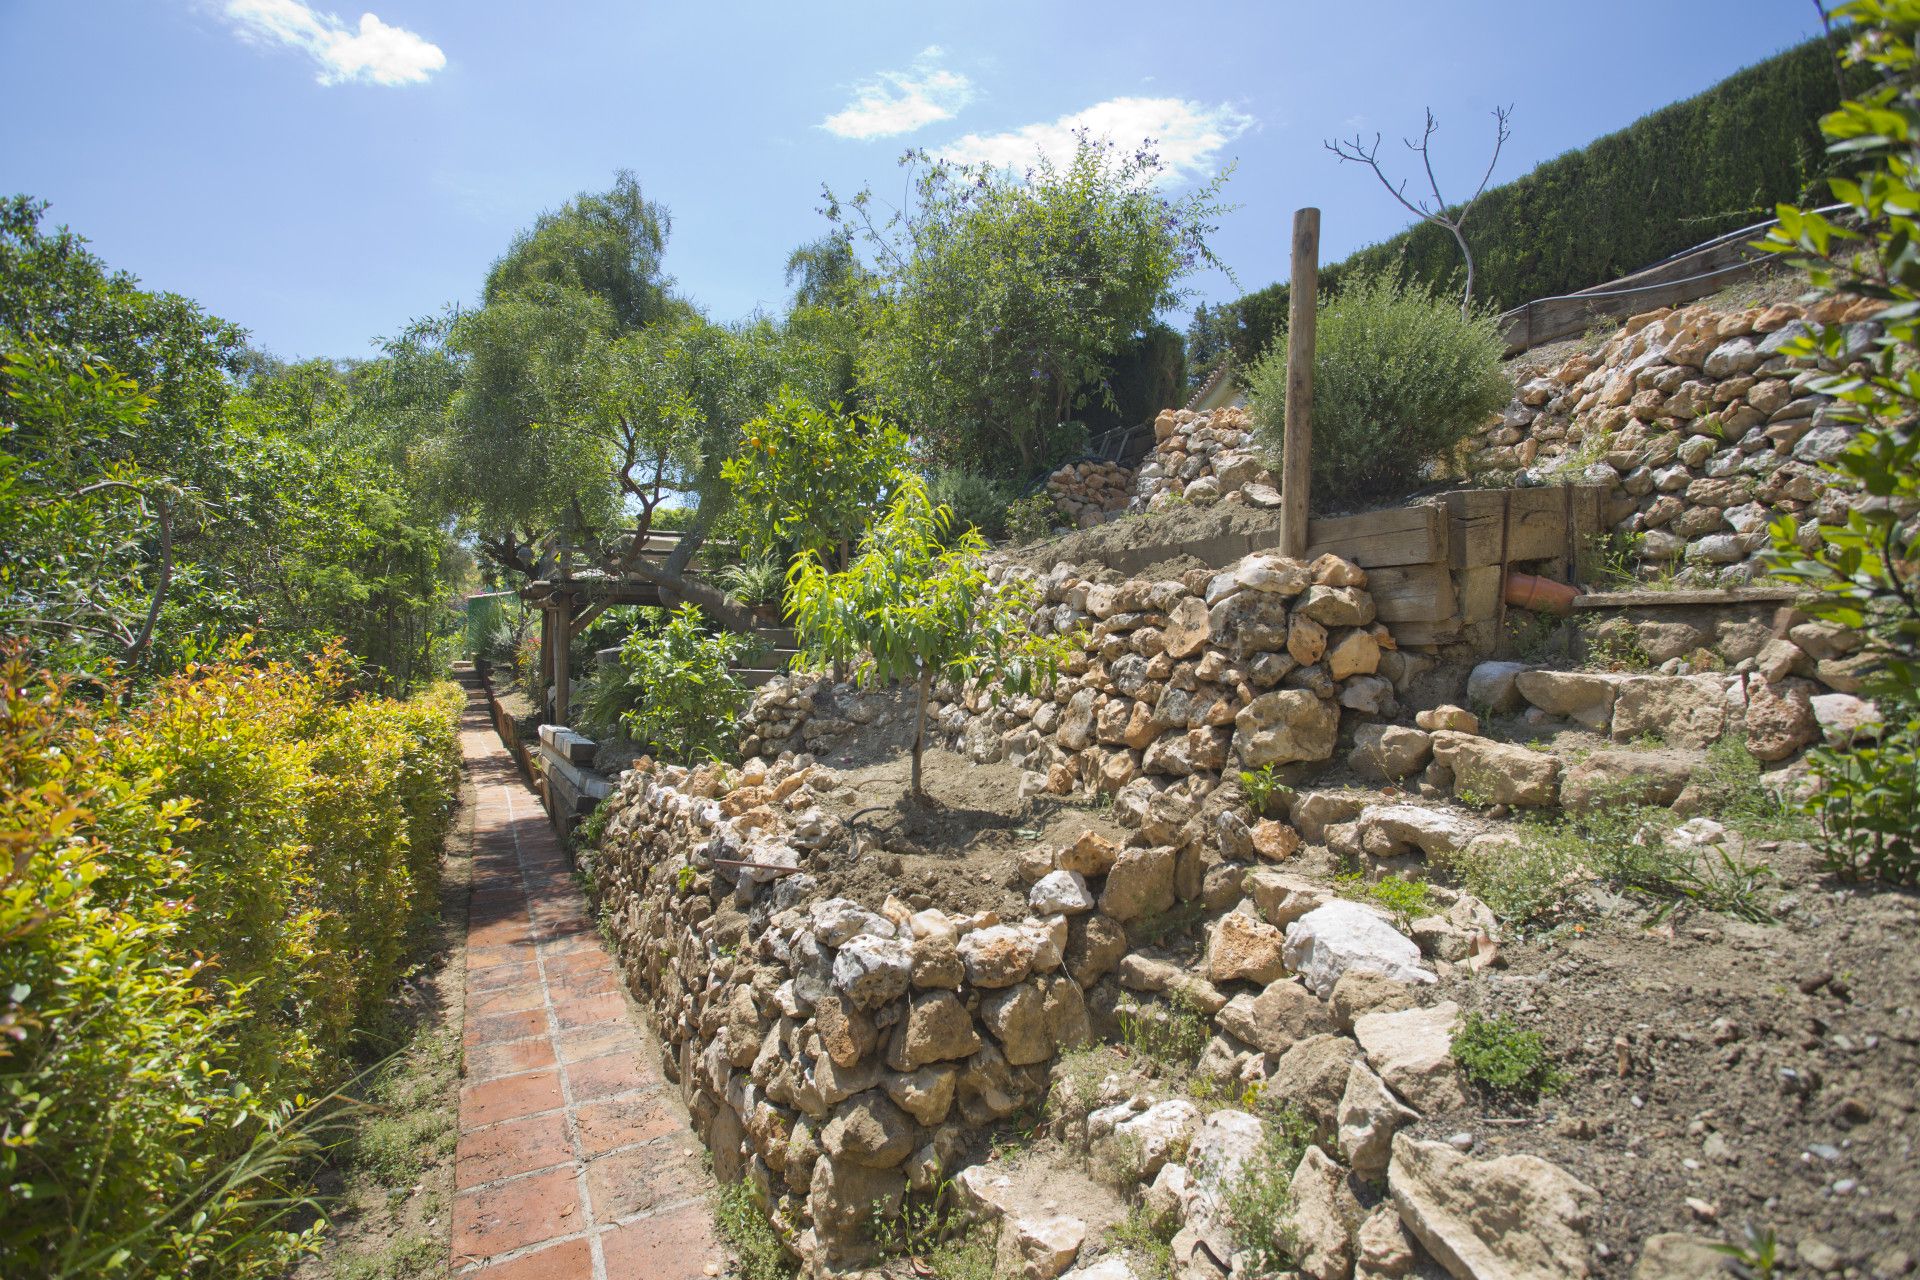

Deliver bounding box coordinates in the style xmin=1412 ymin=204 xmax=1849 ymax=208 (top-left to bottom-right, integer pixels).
xmin=829 ymin=137 xmax=1229 ymax=476
xmin=868 ymin=1177 xmax=992 ymax=1279
xmin=1212 ymin=1104 xmax=1316 ymax=1274
xmin=1712 ymin=1223 xmax=1784 ymax=1280
xmin=712 ymin=1180 xmax=794 ymax=1280
xmin=1336 ymin=872 xmax=1432 ymax=928
xmin=1003 ymin=493 xmax=1057 ymax=545
xmin=1237 ymin=763 xmax=1293 ymax=817
xmin=615 ymin=604 xmax=755 ymax=764
xmin=1758 ymin=0 xmax=1920 ymax=886
xmin=718 ymin=558 xmax=786 ymax=608
xmin=1450 ymin=1012 xmax=1565 ymax=1101
xmin=483 ymin=170 xmax=675 ymax=332
xmin=786 ymin=474 xmax=1067 ymax=797
xmin=1118 ymin=991 xmax=1209 ymax=1070
xmin=925 ymin=468 xmax=1018 ymax=541
xmin=720 ymin=388 xmax=909 ymax=564
xmin=0 ymin=651 xmax=462 ymax=1278
xmin=1206 ymin=35 xmax=1854 ymax=364
xmin=1246 ymin=271 xmax=1509 ymax=506
xmin=1108 ymin=1204 xmax=1178 ymax=1280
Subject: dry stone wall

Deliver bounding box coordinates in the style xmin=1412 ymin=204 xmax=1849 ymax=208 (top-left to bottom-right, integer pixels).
xmin=740 ymin=550 xmax=1439 ymax=809
xmin=1046 ymin=459 xmax=1135 ymax=527
xmin=1478 ymin=298 xmax=1888 ymax=585
xmin=1131 ymin=406 xmax=1282 ymax=512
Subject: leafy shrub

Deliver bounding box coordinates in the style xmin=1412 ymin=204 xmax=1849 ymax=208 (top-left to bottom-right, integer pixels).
xmin=1003 ymin=493 xmax=1057 ymax=545
xmin=1450 ymin=1012 xmax=1564 ymax=1100
xmin=1118 ymin=991 xmax=1209 ymax=1070
xmin=0 ymin=650 xmax=462 ymax=1278
xmin=616 ymin=604 xmax=755 ymax=764
xmin=1337 ymin=871 xmax=1431 ymax=927
xmin=719 ymin=558 xmax=786 ymax=607
xmin=1246 ymin=271 xmax=1509 ymax=506
xmin=712 ymin=1180 xmax=793 ymax=1280
xmin=1760 ymin=0 xmax=1920 ymax=887
xmin=924 ymin=468 xmax=1016 ymax=541
xmin=1237 ymin=763 xmax=1293 ymax=817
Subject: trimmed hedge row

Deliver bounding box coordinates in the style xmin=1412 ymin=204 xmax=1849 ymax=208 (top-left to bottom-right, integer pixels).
xmin=0 ymin=651 xmax=464 ymax=1278
xmin=1202 ymin=34 xmax=1855 ymax=370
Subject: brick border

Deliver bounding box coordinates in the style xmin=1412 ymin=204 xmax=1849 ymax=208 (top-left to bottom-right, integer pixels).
xmin=451 ymin=687 xmax=722 ymax=1278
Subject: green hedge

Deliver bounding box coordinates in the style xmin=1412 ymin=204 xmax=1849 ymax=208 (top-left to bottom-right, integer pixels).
xmin=0 ymin=652 xmax=464 ymax=1278
xmin=1202 ymin=35 xmax=1855 ymax=370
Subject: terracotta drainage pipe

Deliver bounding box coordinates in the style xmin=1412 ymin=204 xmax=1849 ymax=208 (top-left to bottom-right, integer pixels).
xmin=1503 ymin=571 xmax=1581 ymax=616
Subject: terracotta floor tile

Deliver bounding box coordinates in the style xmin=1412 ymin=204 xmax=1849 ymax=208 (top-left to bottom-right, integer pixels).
xmin=464 ymin=1037 xmax=559 ymax=1083
xmin=468 ymin=943 xmax=536 ymax=971
xmin=552 ymin=992 xmax=627 ymax=1030
xmin=553 ymin=1023 xmax=646 ymax=1065
xmin=565 ymin=1050 xmax=659 ymax=1103
xmin=583 ymin=1143 xmax=706 ymax=1221
xmin=573 ymin=1090 xmax=681 ymax=1158
xmin=465 ymin=1008 xmax=549 ymax=1048
xmin=460 ymin=1068 xmax=565 ymax=1129
xmin=456 ymin=1110 xmax=575 ymax=1190
xmin=468 ymin=983 xmax=547 ymax=1019
xmin=467 ymin=1237 xmax=593 ymax=1280
xmin=470 ymin=960 xmax=540 ymax=992
xmin=598 ymin=1201 xmax=724 ymax=1278
xmin=451 ymin=1166 xmax=582 ymax=1263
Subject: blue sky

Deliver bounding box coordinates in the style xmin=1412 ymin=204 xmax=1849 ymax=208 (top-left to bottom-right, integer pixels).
xmin=3 ymin=1 xmax=1829 ymax=362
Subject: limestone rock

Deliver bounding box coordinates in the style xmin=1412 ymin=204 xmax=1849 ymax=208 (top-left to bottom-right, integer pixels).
xmin=832 ymin=934 xmax=914 ymax=1009
xmin=883 ymin=1065 xmax=957 ymax=1125
xmin=957 ymin=925 xmax=1037 ymax=988
xmin=1284 ymin=900 xmax=1436 ymax=998
xmin=1388 ymin=1135 xmax=1598 ymax=1280
xmin=1338 ymin=1060 xmax=1419 ymax=1179
xmin=1350 ymin=724 xmax=1434 ymax=782
xmin=1356 ymin=804 xmax=1480 ymax=857
xmin=1234 ymin=689 xmax=1340 ymax=767
xmin=910 ymin=933 xmax=967 ymax=990
xmin=1215 ymin=978 xmax=1334 ymax=1055
xmin=1287 ymin=1144 xmax=1362 ymax=1280
xmin=1065 ymin=913 xmax=1128 ymax=986
xmin=1100 ymin=845 xmax=1177 ymax=922
xmin=1058 ymin=830 xmax=1122 ymax=877
xmin=1466 ymin=661 xmax=1529 ymax=714
xmin=1089 ymin=1098 xmax=1202 ymax=1185
xmin=1356 ymin=1202 xmax=1418 ymax=1279
xmin=1744 ymin=679 xmax=1817 ymax=761
xmin=1031 ymin=869 xmax=1097 ymax=915
xmin=814 ymin=991 xmax=877 ymax=1068
xmin=1299 ymin=585 xmax=1376 ymax=627
xmin=1263 ymin=1034 xmax=1364 ymax=1131
xmin=809 ymin=1154 xmax=905 ymax=1241
xmin=1331 ymin=970 xmax=1418 ymax=1032
xmin=1001 ymin=1215 xmax=1087 ymax=1280
xmin=1632 ymin=1233 xmax=1730 ymax=1280
xmin=1353 ymin=1001 xmax=1465 ymax=1113
xmin=1515 ymin=670 xmax=1621 ymax=731
xmin=1415 ymin=705 xmax=1479 ymax=734
xmin=1245 ymin=868 xmax=1331 ymax=927
xmin=1206 ymin=911 xmax=1288 ymax=985
xmin=822 ymin=1090 xmax=915 ymax=1168
xmin=891 ymin=990 xmax=983 ymax=1070
xmin=1611 ymin=675 xmax=1728 ymax=749
xmin=1431 ymin=732 xmax=1563 ymax=807
xmin=1559 ymin=749 xmax=1699 ymax=811
xmin=1252 ymin=819 xmax=1303 ymax=861
xmin=981 ymin=982 xmax=1051 ymax=1066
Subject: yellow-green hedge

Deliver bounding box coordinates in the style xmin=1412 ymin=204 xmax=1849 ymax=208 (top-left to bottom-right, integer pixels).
xmin=0 ymin=650 xmax=463 ymax=1278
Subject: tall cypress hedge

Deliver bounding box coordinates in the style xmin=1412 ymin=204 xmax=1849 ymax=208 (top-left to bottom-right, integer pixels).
xmin=1203 ymin=35 xmax=1855 ymax=370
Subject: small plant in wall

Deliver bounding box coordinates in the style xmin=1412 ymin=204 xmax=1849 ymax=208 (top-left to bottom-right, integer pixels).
xmin=785 ymin=472 xmax=1071 ymax=801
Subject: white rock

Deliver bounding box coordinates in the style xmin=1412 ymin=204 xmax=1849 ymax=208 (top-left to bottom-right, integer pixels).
xmin=812 ymin=897 xmax=897 ymax=945
xmin=830 ymin=934 xmax=914 ymax=1009
xmin=1283 ymin=900 xmax=1436 ymax=998
xmin=1029 ymin=869 xmax=1096 ymax=915
xmin=1003 ymin=1215 xmax=1087 ymax=1280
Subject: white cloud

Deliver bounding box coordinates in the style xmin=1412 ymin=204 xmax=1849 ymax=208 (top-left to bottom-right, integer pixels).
xmin=822 ymin=47 xmax=974 ymax=140
xmin=941 ymin=96 xmax=1254 ymax=183
xmin=221 ymin=0 xmax=445 ymax=86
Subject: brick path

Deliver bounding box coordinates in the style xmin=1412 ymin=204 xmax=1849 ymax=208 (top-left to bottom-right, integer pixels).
xmin=453 ymin=678 xmax=724 ymax=1279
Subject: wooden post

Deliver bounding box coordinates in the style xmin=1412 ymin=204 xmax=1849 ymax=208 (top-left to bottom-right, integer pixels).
xmin=553 ymin=596 xmax=572 ymax=726
xmin=1281 ymin=207 xmax=1320 ymax=559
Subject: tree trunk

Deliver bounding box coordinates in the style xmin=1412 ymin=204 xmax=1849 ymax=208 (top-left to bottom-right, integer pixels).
xmin=912 ymin=665 xmax=930 ymax=802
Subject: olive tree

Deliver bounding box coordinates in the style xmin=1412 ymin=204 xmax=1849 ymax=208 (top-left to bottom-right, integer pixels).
xmin=785 ymin=473 xmax=1068 ymax=800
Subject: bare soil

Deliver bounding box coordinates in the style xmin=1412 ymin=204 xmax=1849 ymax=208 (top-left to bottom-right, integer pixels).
xmin=810 ymin=740 xmax=1131 ymax=923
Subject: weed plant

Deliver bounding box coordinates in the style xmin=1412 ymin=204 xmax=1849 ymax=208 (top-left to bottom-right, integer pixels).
xmin=1237 ymin=763 xmax=1292 ymax=817
xmin=1450 ymin=1012 xmax=1565 ymax=1101
xmin=1335 ymin=871 xmax=1431 ymax=927
xmin=713 ymin=1180 xmax=794 ymax=1280
xmin=1107 ymin=1205 xmax=1178 ymax=1280
xmin=1118 ymin=992 xmax=1210 ymax=1072
xmin=1212 ymin=1103 xmax=1316 ymax=1274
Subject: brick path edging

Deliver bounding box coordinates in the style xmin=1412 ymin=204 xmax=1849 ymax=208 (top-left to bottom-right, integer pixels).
xmin=451 ymin=679 xmax=724 ymax=1279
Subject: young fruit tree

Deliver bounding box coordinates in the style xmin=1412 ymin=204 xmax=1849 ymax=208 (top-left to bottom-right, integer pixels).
xmin=785 ymin=473 xmax=1070 ymax=801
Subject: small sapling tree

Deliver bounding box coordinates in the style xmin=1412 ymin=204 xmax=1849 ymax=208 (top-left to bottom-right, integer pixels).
xmin=785 ymin=473 xmax=1069 ymax=801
